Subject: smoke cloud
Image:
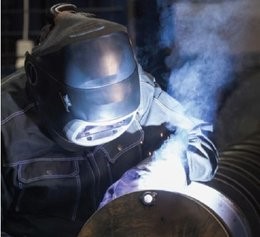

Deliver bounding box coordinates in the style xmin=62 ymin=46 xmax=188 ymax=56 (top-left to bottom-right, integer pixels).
xmin=157 ymin=0 xmax=250 ymax=122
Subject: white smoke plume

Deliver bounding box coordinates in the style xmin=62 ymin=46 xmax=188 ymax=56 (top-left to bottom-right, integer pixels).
xmin=157 ymin=0 xmax=251 ymax=122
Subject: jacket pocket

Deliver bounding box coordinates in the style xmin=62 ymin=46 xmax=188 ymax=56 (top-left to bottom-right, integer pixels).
xmin=18 ymin=159 xmax=79 ymax=183
xmin=16 ymin=159 xmax=81 ymax=220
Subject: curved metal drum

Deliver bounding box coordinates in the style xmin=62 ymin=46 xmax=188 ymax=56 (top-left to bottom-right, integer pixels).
xmin=205 ymin=132 xmax=260 ymax=236
xmin=78 ymin=190 xmax=229 ymax=237
xmin=78 ymin=132 xmax=260 ymax=237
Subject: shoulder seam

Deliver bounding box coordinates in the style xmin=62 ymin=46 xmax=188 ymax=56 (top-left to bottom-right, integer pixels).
xmin=1 ymin=70 xmax=25 ymax=86
xmin=1 ymin=103 xmax=35 ymax=126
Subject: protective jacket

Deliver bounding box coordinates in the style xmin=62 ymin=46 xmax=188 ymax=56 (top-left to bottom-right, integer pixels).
xmin=1 ymin=67 xmax=218 ymax=237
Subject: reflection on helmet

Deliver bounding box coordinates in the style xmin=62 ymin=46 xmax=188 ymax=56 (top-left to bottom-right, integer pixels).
xmin=25 ymin=14 xmax=140 ymax=147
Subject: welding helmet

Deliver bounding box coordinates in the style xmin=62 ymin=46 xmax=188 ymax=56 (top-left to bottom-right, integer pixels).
xmin=25 ymin=4 xmax=140 ymax=147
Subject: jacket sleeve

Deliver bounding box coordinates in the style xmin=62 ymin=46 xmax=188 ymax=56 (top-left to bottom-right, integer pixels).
xmin=186 ymin=122 xmax=218 ymax=181
xmin=1 ymin=140 xmax=16 ymax=237
xmin=138 ymin=69 xmax=218 ymax=182
xmin=1 ymin=170 xmax=14 ymax=220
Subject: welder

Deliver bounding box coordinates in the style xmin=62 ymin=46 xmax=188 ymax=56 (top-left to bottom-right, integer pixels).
xmin=1 ymin=3 xmax=218 ymax=237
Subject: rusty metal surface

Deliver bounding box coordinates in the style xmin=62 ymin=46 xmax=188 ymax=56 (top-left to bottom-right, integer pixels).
xmin=78 ymin=190 xmax=229 ymax=237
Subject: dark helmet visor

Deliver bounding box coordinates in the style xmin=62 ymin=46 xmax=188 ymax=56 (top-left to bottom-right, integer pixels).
xmin=26 ymin=31 xmax=140 ymax=145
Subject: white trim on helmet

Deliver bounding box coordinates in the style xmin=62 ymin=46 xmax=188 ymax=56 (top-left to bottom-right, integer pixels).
xmin=64 ymin=111 xmax=137 ymax=146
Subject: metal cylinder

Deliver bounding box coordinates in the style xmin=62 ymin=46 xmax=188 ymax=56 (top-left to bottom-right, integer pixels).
xmin=205 ymin=132 xmax=260 ymax=236
xmin=78 ymin=132 xmax=260 ymax=237
xmin=78 ymin=190 xmax=230 ymax=237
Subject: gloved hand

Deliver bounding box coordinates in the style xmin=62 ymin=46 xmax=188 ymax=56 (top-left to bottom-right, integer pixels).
xmin=99 ymin=129 xmax=189 ymax=208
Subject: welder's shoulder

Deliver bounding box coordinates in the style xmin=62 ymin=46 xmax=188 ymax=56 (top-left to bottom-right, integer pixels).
xmin=1 ymin=70 xmax=43 ymax=166
xmin=1 ymin=68 xmax=26 ymax=90
xmin=1 ymin=69 xmax=33 ymax=123
xmin=139 ymin=68 xmax=156 ymax=87
xmin=139 ymin=68 xmax=185 ymax=111
xmin=137 ymin=69 xmax=155 ymax=117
